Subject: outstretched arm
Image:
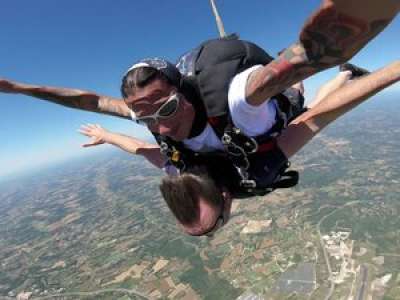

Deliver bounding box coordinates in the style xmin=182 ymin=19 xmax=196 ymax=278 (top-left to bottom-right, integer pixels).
xmin=79 ymin=124 xmax=166 ymax=168
xmin=246 ymin=0 xmax=399 ymax=105
xmin=277 ymin=60 xmax=400 ymax=158
xmin=0 ymin=78 xmax=131 ymax=119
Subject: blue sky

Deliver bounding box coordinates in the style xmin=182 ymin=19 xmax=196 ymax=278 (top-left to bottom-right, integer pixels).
xmin=0 ymin=0 xmax=399 ymax=179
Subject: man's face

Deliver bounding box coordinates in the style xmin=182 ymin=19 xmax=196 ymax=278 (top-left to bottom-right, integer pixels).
xmin=125 ymin=78 xmax=195 ymax=141
xmin=182 ymin=191 xmax=233 ymax=237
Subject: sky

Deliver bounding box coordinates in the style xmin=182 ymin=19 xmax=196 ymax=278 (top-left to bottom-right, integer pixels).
xmin=0 ymin=0 xmax=399 ymax=179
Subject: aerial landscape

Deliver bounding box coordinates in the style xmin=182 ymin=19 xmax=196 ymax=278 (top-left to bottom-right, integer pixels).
xmin=1 ymin=94 xmax=400 ymax=299
xmin=1 ymin=1 xmax=400 ymax=299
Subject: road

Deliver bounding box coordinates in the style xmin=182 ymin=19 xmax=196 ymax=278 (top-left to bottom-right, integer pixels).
xmin=355 ymin=264 xmax=368 ymax=300
xmin=317 ymin=209 xmax=336 ymax=300
xmin=31 ymin=287 xmax=149 ymax=300
xmin=317 ymin=201 xmax=360 ymax=300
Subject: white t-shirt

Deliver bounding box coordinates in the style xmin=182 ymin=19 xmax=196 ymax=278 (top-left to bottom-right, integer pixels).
xmin=183 ymin=65 xmax=277 ymax=152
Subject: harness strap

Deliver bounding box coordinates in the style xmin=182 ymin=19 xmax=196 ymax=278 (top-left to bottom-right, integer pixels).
xmin=273 ymin=170 xmax=299 ymax=189
xmin=257 ymin=140 xmax=276 ymax=153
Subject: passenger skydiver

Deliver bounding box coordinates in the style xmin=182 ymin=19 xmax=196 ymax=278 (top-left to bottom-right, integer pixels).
xmin=77 ymin=61 xmax=400 ymax=237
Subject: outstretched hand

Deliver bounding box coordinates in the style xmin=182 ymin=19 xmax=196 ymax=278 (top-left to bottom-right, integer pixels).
xmin=78 ymin=124 xmax=109 ymax=147
xmin=0 ymin=78 xmax=18 ymax=93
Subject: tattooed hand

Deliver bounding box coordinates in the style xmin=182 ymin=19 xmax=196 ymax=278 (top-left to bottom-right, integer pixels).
xmin=0 ymin=78 xmax=19 ymax=93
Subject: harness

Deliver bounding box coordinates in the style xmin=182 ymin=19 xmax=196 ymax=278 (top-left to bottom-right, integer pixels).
xmin=158 ymin=104 xmax=301 ymax=197
xmin=156 ymin=36 xmax=304 ymax=196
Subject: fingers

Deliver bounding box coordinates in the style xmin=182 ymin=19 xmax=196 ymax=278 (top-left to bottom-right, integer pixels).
xmin=82 ymin=142 xmax=94 ymax=148
xmin=78 ymin=123 xmax=102 ymax=136
xmin=78 ymin=123 xmax=108 ymax=149
xmin=82 ymin=140 xmax=105 ymax=148
xmin=80 ymin=123 xmax=101 ymax=131
xmin=78 ymin=128 xmax=92 ymax=137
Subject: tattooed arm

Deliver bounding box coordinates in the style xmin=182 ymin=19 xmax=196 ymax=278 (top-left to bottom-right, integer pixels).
xmin=0 ymin=77 xmax=131 ymax=119
xmin=246 ymin=0 xmax=399 ymax=106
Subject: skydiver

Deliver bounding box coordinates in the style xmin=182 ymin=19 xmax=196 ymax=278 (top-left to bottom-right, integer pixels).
xmin=160 ymin=61 xmax=400 ymax=236
xmin=77 ymin=62 xmax=399 ymax=236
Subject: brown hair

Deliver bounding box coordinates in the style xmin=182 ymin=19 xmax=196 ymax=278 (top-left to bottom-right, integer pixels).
xmin=159 ymin=167 xmax=223 ymax=225
xmin=120 ymin=67 xmax=170 ymax=99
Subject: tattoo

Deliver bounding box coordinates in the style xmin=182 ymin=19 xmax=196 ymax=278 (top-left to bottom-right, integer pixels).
xmin=98 ymin=98 xmax=131 ymax=118
xmin=26 ymin=88 xmax=99 ymax=110
xmin=248 ymin=44 xmax=313 ymax=101
xmin=300 ymin=6 xmax=391 ymax=67
xmin=248 ymin=5 xmax=394 ymax=103
xmin=24 ymin=86 xmax=130 ymax=118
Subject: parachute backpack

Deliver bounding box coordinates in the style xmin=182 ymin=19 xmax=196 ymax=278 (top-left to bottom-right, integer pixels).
xmin=154 ymin=35 xmax=303 ymax=196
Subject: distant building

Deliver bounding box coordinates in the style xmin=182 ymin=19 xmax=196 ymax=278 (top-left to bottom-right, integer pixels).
xmin=241 ymin=220 xmax=272 ymax=234
xmin=273 ymin=263 xmax=316 ymax=295
xmin=17 ymin=291 xmax=33 ymax=300
xmin=237 ymin=291 xmax=264 ymax=300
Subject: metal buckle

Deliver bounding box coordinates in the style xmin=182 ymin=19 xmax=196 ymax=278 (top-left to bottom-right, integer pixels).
xmin=222 ymin=130 xmax=258 ymax=155
xmin=222 ymin=133 xmax=244 ymax=157
xmin=159 ymin=142 xmax=170 ymax=155
xmin=240 ymin=179 xmax=257 ymax=189
xmin=159 ymin=142 xmax=186 ymax=171
xmin=235 ymin=162 xmax=257 ymax=190
xmin=244 ymin=136 xmax=258 ymax=154
xmin=222 ymin=133 xmax=252 ymax=170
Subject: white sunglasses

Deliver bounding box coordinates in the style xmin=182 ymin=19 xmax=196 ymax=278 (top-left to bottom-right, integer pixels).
xmin=130 ymin=93 xmax=180 ymax=126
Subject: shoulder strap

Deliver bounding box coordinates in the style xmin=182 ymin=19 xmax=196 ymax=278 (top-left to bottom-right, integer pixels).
xmin=177 ymin=35 xmax=274 ymax=118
